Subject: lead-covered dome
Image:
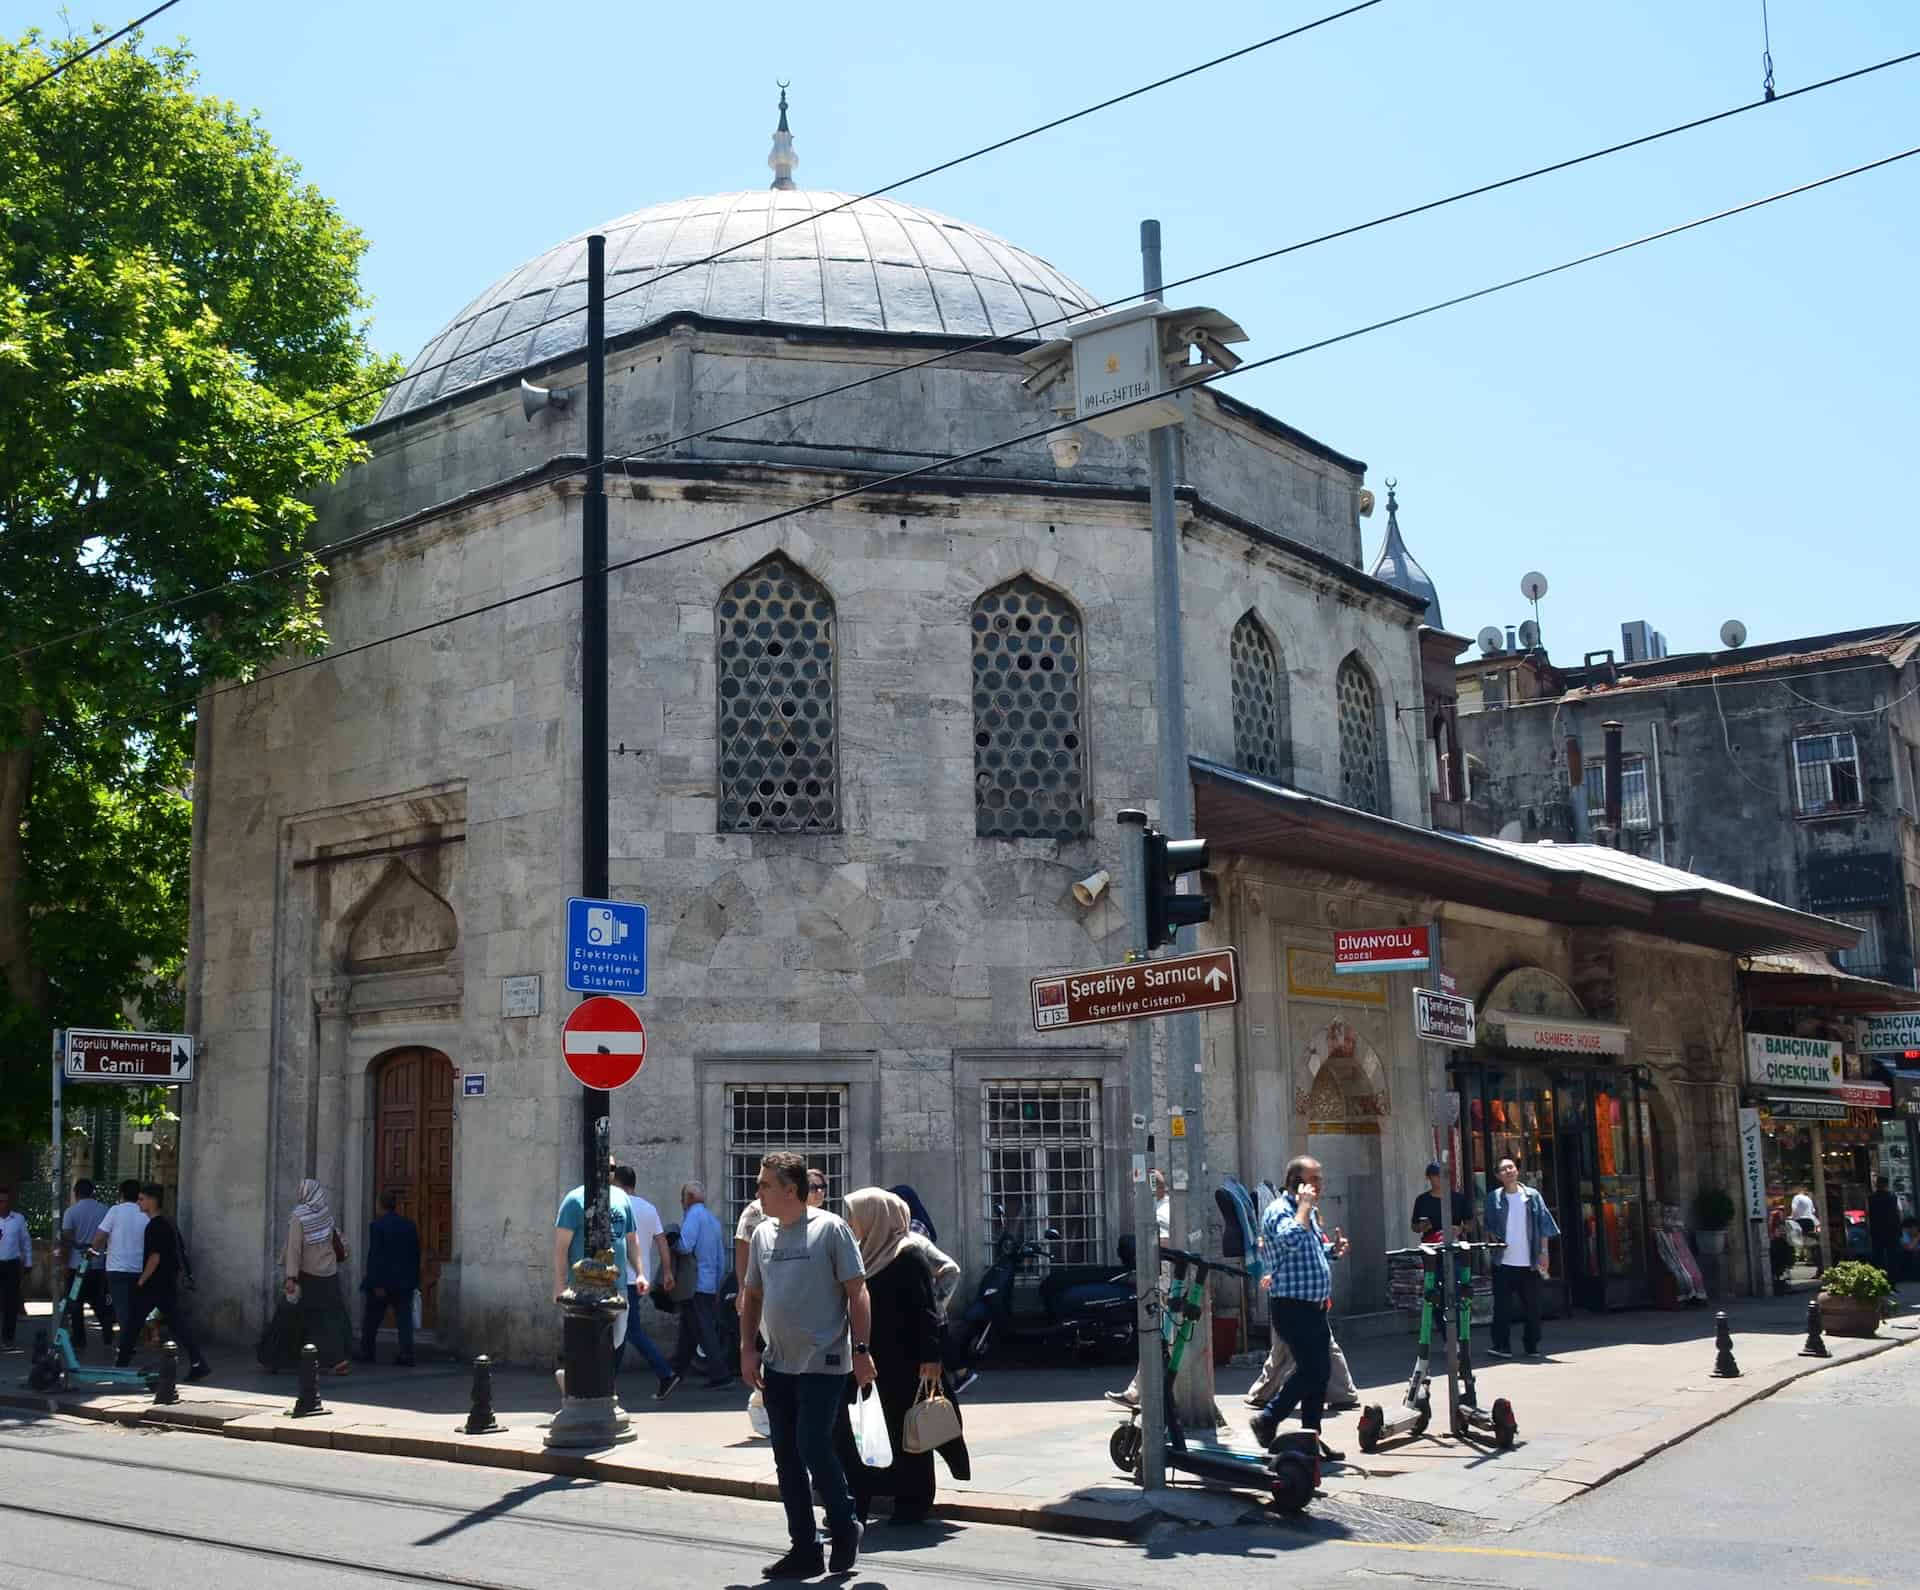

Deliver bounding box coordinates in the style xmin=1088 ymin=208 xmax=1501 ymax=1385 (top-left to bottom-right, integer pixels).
xmin=378 ymin=190 xmax=1099 ymax=421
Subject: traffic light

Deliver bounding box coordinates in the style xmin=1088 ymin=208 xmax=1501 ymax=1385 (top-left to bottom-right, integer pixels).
xmin=1143 ymin=827 xmax=1211 ymax=949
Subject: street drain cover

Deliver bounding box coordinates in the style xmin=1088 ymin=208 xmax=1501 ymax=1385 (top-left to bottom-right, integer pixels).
xmin=1262 ymin=1494 xmax=1447 ymax=1545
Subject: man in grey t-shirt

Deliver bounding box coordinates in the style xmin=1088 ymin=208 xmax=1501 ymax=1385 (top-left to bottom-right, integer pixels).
xmin=741 ymin=1151 xmax=872 ymax=1579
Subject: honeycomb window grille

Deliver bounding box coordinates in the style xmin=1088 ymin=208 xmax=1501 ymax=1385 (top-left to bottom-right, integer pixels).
xmin=1336 ymin=654 xmax=1388 ymax=815
xmin=716 ymin=555 xmax=839 ymax=833
xmin=971 ymin=576 xmax=1088 ymax=840
xmin=1230 ymin=612 xmax=1289 ymax=781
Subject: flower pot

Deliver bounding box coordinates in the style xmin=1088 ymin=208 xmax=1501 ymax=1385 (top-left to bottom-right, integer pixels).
xmin=1816 ymin=1293 xmax=1881 ymax=1338
xmin=1694 ymin=1230 xmax=1728 ymax=1256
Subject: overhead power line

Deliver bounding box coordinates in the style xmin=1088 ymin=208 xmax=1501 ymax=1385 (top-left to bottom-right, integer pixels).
xmin=13 ymin=42 xmax=1918 ymax=670
xmin=96 ymin=138 xmax=1915 ymax=738
xmin=0 ymin=1 xmax=185 ymax=109
xmin=267 ymin=0 xmax=1390 ymax=437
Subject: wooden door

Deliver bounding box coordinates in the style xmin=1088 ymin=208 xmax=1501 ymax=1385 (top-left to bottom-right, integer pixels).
xmin=374 ymin=1048 xmax=456 ymax=1328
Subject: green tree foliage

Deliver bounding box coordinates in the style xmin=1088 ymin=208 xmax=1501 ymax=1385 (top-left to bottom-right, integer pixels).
xmin=0 ymin=28 xmax=397 ymax=1143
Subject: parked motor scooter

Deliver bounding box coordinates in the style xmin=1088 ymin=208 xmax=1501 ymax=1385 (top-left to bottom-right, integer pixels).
xmin=956 ymin=1206 xmax=1134 ymax=1365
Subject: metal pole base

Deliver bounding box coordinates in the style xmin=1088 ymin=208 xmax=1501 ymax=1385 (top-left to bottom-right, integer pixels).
xmin=544 ymin=1295 xmax=633 ymax=1450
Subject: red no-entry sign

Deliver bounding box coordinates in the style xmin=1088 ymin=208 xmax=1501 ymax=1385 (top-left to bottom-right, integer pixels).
xmin=562 ymin=996 xmax=647 ymax=1090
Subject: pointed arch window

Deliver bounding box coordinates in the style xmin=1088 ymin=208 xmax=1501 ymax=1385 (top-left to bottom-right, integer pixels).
xmin=1336 ymin=654 xmax=1388 ymax=816
xmin=716 ymin=554 xmax=839 ymax=833
xmin=1230 ymin=612 xmax=1289 ymax=782
xmin=971 ymin=576 xmax=1088 ymax=840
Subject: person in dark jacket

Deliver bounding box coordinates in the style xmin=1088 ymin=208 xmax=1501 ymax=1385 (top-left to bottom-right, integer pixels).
xmin=833 ymin=1188 xmax=969 ymax=1526
xmin=1868 ymin=1176 xmax=1902 ymax=1285
xmin=358 ymin=1191 xmax=422 ymax=1365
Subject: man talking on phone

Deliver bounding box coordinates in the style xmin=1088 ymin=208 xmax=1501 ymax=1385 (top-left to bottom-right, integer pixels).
xmin=1250 ymin=1155 xmax=1349 ymax=1464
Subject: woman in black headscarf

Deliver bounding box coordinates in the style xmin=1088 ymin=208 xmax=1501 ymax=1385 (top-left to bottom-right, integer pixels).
xmin=889 ymin=1184 xmax=938 ymax=1244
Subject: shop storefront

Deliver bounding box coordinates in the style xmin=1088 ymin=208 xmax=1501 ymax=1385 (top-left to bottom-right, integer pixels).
xmin=1742 ymin=1032 xmax=1894 ymax=1268
xmin=1449 ymin=973 xmax=1657 ymax=1312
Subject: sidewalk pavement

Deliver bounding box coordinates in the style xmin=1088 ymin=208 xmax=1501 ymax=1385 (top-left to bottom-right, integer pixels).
xmin=7 ymin=1290 xmax=1915 ymax=1539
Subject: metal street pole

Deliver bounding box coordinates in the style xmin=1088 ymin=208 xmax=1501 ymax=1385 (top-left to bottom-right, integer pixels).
xmin=548 ymin=233 xmax=626 ymax=1449
xmin=1117 ymin=809 xmax=1166 ymax=1489
xmin=52 ymin=1030 xmax=63 ymax=1245
xmin=1141 ymin=219 xmax=1215 ymax=1427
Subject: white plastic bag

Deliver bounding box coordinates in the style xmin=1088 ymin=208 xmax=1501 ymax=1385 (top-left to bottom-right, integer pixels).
xmin=747 ymin=1388 xmax=771 ymax=1440
xmin=852 ymin=1385 xmax=892 ymax=1469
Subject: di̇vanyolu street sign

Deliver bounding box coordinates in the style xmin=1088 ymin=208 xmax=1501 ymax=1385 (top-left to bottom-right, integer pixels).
xmin=1031 ymin=947 xmax=1240 ymax=1032
xmin=63 ymin=1028 xmax=196 ymax=1084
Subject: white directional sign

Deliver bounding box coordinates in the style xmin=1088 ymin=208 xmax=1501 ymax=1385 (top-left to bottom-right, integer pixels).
xmin=64 ymin=1028 xmax=196 ymax=1084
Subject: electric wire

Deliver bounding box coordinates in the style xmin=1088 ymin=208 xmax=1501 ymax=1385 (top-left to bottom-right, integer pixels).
xmin=265 ymin=0 xmax=1390 ymax=440
xmin=12 ymin=43 xmax=1918 ymax=671
xmin=79 ymin=138 xmax=1918 ymax=741
xmin=0 ymin=0 xmax=184 ymax=108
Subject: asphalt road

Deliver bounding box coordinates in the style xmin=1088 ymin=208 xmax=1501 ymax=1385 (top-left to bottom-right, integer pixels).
xmin=3 ymin=1343 xmax=1915 ymax=1589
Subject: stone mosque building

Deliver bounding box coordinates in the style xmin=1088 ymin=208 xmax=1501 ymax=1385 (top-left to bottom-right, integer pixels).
xmin=179 ymin=100 xmax=1846 ymax=1355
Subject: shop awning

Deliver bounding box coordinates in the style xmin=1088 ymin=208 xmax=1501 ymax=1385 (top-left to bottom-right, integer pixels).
xmin=1484 ymin=1011 xmax=1631 ymax=1056
xmin=1740 ymin=951 xmax=1920 ymax=1013
xmin=1189 ymin=759 xmax=1860 ymax=956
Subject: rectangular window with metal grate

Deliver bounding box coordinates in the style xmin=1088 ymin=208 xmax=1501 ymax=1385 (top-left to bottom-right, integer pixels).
xmin=1792 ymin=732 xmax=1862 ymax=815
xmin=1831 ymin=911 xmax=1884 ymax=976
xmin=1584 ymin=757 xmax=1650 ymax=828
xmin=981 ymin=1081 xmax=1103 ymax=1268
xmin=724 ymin=1084 xmax=847 ymax=1230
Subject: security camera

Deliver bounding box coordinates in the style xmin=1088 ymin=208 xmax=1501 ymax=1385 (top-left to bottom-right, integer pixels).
xmin=1048 ymin=429 xmax=1084 ymax=472
xmin=1072 ymin=869 xmax=1110 ymax=907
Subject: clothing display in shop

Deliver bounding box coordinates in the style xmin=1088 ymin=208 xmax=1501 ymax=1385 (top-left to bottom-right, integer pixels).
xmin=1595 ymin=1091 xmax=1618 ymax=1178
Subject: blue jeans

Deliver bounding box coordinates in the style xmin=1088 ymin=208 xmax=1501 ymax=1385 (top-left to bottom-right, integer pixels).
xmin=617 ymin=1285 xmax=674 ymax=1381
xmin=107 ymin=1273 xmax=143 ymax=1349
xmin=1261 ymin=1297 xmax=1331 ymax=1434
xmin=763 ymin=1369 xmax=857 ymax=1546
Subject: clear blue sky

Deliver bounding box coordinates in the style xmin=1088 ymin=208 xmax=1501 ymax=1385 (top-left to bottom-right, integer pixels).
xmin=79 ymin=0 xmax=1918 ymax=659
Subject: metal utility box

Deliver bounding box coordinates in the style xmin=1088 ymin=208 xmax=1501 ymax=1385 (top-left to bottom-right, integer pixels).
xmin=1067 ymin=302 xmax=1190 ymax=438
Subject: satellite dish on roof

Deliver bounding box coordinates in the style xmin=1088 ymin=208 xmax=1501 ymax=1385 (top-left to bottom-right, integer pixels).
xmin=1720 ymin=619 xmax=1748 ymax=649
xmin=1518 ymin=619 xmax=1541 ymax=650
xmin=1520 ymin=571 xmax=1549 ymax=602
xmin=1477 ymin=625 xmax=1505 ymax=656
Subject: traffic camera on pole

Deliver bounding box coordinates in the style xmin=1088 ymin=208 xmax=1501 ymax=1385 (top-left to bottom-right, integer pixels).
xmin=1143 ymin=827 xmax=1211 ymax=949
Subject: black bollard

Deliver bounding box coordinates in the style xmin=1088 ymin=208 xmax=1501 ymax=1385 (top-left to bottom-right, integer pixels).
xmin=1798 ymin=1296 xmax=1831 ymax=1358
xmin=290 ymin=1342 xmax=327 ymax=1418
xmin=464 ymin=1354 xmax=504 ymax=1435
xmin=1710 ymin=1311 xmax=1741 ymax=1378
xmin=152 ymin=1340 xmax=181 ymax=1406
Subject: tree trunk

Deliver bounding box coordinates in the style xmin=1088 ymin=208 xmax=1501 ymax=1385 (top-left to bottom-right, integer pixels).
xmin=0 ymin=713 xmax=45 ymax=1010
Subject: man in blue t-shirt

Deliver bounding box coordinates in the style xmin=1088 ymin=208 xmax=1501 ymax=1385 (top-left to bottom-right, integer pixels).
xmin=552 ymin=1179 xmax=644 ymax=1357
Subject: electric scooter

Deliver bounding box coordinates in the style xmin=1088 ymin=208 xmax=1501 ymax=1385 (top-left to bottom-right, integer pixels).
xmin=26 ymin=1253 xmax=157 ymax=1394
xmin=1357 ymin=1240 xmax=1515 ymax=1453
xmin=1109 ymin=1246 xmax=1320 ymax=1513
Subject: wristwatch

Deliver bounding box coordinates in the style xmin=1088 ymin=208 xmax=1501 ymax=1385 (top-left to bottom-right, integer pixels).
xmin=853 ymin=1342 xmax=871 ymax=1356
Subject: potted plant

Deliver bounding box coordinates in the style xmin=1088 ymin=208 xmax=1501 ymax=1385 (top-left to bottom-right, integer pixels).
xmin=1817 ymin=1260 xmax=1893 ymax=1338
xmin=1692 ymin=1188 xmax=1736 ymax=1256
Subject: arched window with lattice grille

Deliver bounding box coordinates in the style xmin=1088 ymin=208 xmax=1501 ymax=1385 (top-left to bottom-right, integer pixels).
xmin=1336 ymin=653 xmax=1389 ymax=816
xmin=1230 ymin=612 xmax=1289 ymax=782
xmin=715 ymin=555 xmax=839 ymax=833
xmin=970 ymin=576 xmax=1088 ymax=840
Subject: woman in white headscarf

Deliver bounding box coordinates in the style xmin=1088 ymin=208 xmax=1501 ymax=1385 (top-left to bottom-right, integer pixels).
xmin=257 ymin=1179 xmax=354 ymax=1373
xmin=831 ymin=1188 xmax=970 ymax=1526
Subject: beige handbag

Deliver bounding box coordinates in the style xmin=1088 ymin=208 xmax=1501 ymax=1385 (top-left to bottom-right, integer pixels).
xmin=902 ymin=1376 xmax=961 ymax=1454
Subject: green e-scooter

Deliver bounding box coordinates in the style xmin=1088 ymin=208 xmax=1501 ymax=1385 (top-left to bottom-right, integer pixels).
xmin=1358 ymin=1239 xmax=1515 ymax=1452
xmin=1109 ymin=1245 xmax=1320 ymax=1513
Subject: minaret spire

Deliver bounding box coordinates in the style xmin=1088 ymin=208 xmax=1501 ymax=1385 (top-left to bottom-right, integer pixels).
xmin=767 ymin=82 xmax=798 ymax=191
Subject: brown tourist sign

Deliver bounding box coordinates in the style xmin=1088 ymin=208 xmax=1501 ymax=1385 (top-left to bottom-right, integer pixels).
xmin=1031 ymin=948 xmax=1240 ymax=1032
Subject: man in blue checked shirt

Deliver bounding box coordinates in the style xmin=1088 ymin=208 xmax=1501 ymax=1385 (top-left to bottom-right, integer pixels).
xmin=1250 ymin=1155 xmax=1349 ymax=1463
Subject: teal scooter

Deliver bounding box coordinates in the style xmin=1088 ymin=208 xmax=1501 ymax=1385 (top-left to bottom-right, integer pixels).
xmin=26 ymin=1253 xmax=157 ymax=1393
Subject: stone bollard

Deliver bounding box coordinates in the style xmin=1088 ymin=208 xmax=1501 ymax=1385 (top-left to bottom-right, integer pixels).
xmin=1798 ymin=1296 xmax=1831 ymax=1358
xmin=152 ymin=1340 xmax=181 ymax=1406
xmin=463 ymin=1355 xmax=504 ymax=1435
xmin=1710 ymin=1311 xmax=1741 ymax=1378
xmin=290 ymin=1342 xmax=327 ymax=1418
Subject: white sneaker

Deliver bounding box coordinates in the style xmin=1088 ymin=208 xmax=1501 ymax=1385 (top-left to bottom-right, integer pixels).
xmin=1104 ymin=1388 xmax=1140 ymax=1407
xmin=1485 ymin=1346 xmax=1512 ymax=1359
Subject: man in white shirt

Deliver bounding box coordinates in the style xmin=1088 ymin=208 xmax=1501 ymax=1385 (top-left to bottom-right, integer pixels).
xmin=0 ymin=1186 xmax=32 ymax=1349
xmin=60 ymin=1179 xmax=117 ymax=1352
xmin=610 ymin=1165 xmax=678 ymax=1396
xmin=1483 ymin=1157 xmax=1558 ymax=1359
xmin=88 ymin=1180 xmax=151 ymax=1355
